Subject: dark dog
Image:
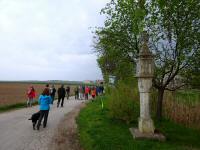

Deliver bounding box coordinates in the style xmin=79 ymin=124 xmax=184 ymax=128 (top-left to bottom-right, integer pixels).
xmin=28 ymin=111 xmax=40 ymax=130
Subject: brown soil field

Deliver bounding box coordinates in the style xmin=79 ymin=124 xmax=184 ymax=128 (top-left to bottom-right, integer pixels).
xmin=0 ymin=83 xmax=75 ymax=106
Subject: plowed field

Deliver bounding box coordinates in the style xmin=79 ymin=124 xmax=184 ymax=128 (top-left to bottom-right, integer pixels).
xmin=0 ymin=83 xmax=74 ymax=106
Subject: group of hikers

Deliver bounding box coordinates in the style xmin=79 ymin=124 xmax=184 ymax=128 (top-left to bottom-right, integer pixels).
xmin=27 ymin=84 xmax=104 ymax=107
xmin=26 ymin=84 xmax=104 ymax=130
xmin=26 ymin=84 xmax=71 ymax=108
xmin=74 ymin=85 xmax=104 ymax=100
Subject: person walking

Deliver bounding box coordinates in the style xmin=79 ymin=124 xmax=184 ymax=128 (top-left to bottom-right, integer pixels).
xmin=82 ymin=85 xmax=85 ymax=99
xmin=89 ymin=86 xmax=91 ymax=96
xmin=91 ymin=87 xmax=96 ymax=100
xmin=37 ymin=88 xmax=52 ymax=130
xmin=79 ymin=85 xmax=83 ymax=100
xmin=27 ymin=86 xmax=36 ymax=107
xmin=57 ymin=84 xmax=66 ymax=107
xmin=74 ymin=86 xmax=79 ymax=100
xmin=100 ymin=85 xmax=104 ymax=95
xmin=50 ymin=85 xmax=56 ymax=104
xmin=85 ymin=86 xmax=89 ymax=100
xmin=96 ymin=86 xmax=100 ymax=96
xmin=66 ymin=86 xmax=70 ymax=100
xmin=45 ymin=84 xmax=50 ymax=91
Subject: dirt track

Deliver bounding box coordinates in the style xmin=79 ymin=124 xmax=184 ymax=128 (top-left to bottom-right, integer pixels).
xmin=0 ymin=97 xmax=84 ymax=150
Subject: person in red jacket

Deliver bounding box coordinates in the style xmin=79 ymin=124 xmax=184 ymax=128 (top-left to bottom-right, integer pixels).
xmin=27 ymin=86 xmax=36 ymax=107
xmin=91 ymin=87 xmax=96 ymax=100
xmin=85 ymin=86 xmax=89 ymax=100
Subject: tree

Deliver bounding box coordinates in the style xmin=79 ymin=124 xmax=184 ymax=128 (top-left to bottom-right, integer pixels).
xmin=94 ymin=0 xmax=200 ymax=120
xmin=147 ymin=0 xmax=200 ymax=120
xmin=94 ymin=0 xmax=146 ymax=82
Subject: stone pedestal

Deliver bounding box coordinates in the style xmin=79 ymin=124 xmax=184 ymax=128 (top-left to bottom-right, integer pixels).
xmin=129 ymin=128 xmax=166 ymax=141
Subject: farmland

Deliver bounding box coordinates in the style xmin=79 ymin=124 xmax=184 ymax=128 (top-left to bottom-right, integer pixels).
xmin=0 ymin=82 xmax=77 ymax=106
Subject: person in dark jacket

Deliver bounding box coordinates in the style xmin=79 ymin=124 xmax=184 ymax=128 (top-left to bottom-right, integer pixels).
xmin=66 ymin=86 xmax=70 ymax=100
xmin=50 ymin=85 xmax=56 ymax=104
xmin=37 ymin=88 xmax=52 ymax=130
xmin=74 ymin=86 xmax=79 ymax=100
xmin=57 ymin=84 xmax=66 ymax=107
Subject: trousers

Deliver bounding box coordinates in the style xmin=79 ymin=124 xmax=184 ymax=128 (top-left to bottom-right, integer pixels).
xmin=57 ymin=96 xmax=65 ymax=107
xmin=37 ymin=110 xmax=49 ymax=128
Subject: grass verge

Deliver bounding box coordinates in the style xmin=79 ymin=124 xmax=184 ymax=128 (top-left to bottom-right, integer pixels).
xmin=0 ymin=95 xmax=69 ymax=113
xmin=0 ymin=95 xmax=62 ymax=113
xmin=0 ymin=102 xmax=38 ymax=113
xmin=77 ymin=96 xmax=200 ymax=150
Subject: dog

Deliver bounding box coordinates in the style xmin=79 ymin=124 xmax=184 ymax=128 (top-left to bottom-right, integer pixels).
xmin=28 ymin=111 xmax=40 ymax=130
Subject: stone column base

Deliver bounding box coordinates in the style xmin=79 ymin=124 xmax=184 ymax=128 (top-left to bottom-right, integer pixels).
xmin=138 ymin=118 xmax=155 ymax=133
xmin=129 ymin=128 xmax=166 ymax=141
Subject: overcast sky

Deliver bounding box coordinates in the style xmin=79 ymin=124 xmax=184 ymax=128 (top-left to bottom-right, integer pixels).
xmin=0 ymin=0 xmax=109 ymax=81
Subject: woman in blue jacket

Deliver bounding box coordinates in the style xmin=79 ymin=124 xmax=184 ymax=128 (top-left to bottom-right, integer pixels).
xmin=37 ymin=88 xmax=52 ymax=130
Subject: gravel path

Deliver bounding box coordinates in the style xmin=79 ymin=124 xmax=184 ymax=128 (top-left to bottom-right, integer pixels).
xmin=0 ymin=97 xmax=84 ymax=150
xmin=49 ymin=103 xmax=85 ymax=150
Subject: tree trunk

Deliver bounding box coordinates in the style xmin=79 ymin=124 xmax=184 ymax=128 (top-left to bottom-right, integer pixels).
xmin=156 ymin=88 xmax=165 ymax=121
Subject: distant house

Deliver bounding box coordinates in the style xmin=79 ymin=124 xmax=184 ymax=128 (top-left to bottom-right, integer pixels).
xmin=83 ymin=80 xmax=104 ymax=85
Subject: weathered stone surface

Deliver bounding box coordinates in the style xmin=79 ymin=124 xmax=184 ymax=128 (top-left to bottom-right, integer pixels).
xmin=138 ymin=78 xmax=152 ymax=92
xmin=138 ymin=118 xmax=155 ymax=133
xmin=139 ymin=93 xmax=150 ymax=119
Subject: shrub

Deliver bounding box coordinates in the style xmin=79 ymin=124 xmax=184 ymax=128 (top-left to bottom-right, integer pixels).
xmin=107 ymin=81 xmax=139 ymax=124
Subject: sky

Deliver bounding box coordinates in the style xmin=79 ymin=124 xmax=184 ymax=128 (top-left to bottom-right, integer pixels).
xmin=0 ymin=0 xmax=109 ymax=81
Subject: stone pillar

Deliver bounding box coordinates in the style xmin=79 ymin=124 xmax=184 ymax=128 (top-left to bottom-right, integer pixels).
xmin=138 ymin=79 xmax=154 ymax=133
xmin=130 ymin=31 xmax=165 ymax=141
xmin=136 ymin=31 xmax=155 ymax=133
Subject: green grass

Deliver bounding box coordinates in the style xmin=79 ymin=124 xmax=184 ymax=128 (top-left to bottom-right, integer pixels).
xmin=0 ymin=95 xmax=70 ymax=113
xmin=77 ymin=96 xmax=200 ymax=150
xmin=0 ymin=101 xmax=38 ymax=113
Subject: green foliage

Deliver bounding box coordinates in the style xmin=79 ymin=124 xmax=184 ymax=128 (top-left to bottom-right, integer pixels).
xmin=97 ymin=51 xmax=135 ymax=83
xmin=107 ymin=81 xmax=139 ymax=123
xmin=114 ymin=60 xmax=135 ymax=82
xmin=94 ymin=0 xmax=147 ymax=81
xmin=183 ymin=49 xmax=200 ymax=89
xmin=147 ymin=0 xmax=200 ymax=91
xmin=176 ymin=90 xmax=200 ymax=104
xmin=77 ymin=97 xmax=200 ymax=150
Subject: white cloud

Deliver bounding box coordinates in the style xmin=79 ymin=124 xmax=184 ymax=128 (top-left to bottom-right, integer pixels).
xmin=0 ymin=0 xmax=110 ymax=81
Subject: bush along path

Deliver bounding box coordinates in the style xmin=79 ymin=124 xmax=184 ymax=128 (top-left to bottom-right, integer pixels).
xmin=77 ymin=96 xmax=200 ymax=150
